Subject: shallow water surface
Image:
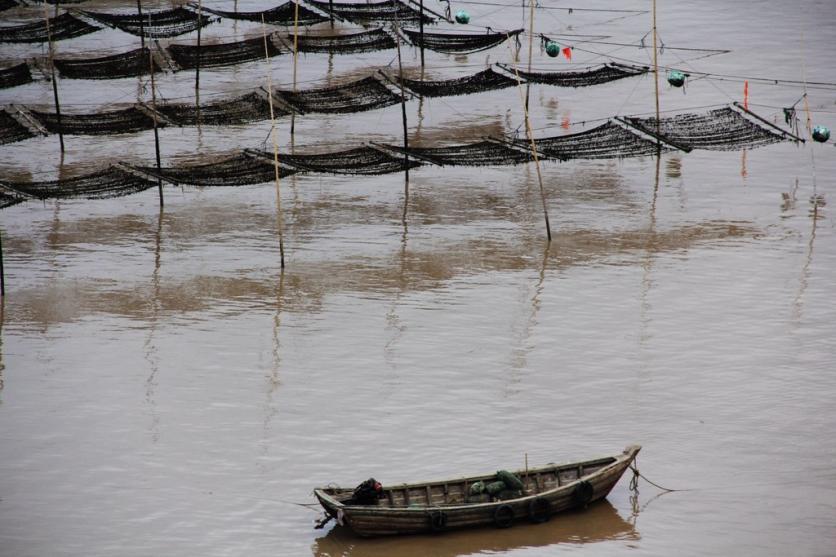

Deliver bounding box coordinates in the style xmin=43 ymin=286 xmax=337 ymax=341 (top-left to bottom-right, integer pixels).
xmin=1 ymin=0 xmax=835 ymax=556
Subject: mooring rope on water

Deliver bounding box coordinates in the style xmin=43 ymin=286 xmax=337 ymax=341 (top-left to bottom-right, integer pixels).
xmin=629 ymin=458 xmax=690 ymax=493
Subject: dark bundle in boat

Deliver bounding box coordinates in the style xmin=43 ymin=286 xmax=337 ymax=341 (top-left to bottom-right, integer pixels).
xmin=314 ymin=445 xmax=640 ymax=537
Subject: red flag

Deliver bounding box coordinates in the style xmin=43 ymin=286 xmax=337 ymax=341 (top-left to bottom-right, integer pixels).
xmin=743 ymin=80 xmax=749 ymax=110
xmin=561 ymin=115 xmax=571 ymax=130
xmin=562 ymin=46 xmax=572 ymax=61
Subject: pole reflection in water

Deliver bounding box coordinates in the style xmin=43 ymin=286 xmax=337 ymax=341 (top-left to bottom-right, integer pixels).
xmin=144 ymin=207 xmax=164 ymax=444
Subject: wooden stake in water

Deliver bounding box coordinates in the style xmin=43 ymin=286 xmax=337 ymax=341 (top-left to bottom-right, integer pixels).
xmin=419 ymin=0 xmax=425 ymax=68
xmin=0 ymin=227 xmax=5 ymax=297
xmin=43 ymin=6 xmax=64 ymax=154
xmin=393 ymin=14 xmax=410 ymax=222
xmin=148 ymin=21 xmax=164 ymax=207
xmin=290 ymin=0 xmax=300 ymax=140
xmin=263 ymin=17 xmax=286 ymax=269
xmin=524 ymin=0 xmax=535 ymax=112
xmin=507 ymin=38 xmax=551 ymax=242
xmin=195 ymin=0 xmax=202 ymax=126
xmin=137 ymin=0 xmax=146 ymax=51
xmin=652 ymin=0 xmax=660 ymax=135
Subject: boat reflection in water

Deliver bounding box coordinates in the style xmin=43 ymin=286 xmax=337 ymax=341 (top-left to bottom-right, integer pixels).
xmin=311 ymin=500 xmax=638 ymax=557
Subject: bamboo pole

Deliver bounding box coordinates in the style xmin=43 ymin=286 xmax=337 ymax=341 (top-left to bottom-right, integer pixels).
xmin=148 ymin=15 xmax=164 ymax=207
xmin=43 ymin=6 xmax=64 ymax=154
xmin=652 ymin=0 xmax=660 ymax=135
xmin=507 ymin=38 xmax=551 ymax=242
xmin=263 ymin=17 xmax=286 ymax=269
xmin=137 ymin=0 xmax=145 ymax=52
xmin=329 ymin=0 xmax=334 ymax=28
xmin=290 ymin=0 xmax=300 ymax=140
xmin=195 ymin=0 xmax=202 ymax=126
xmin=524 ymin=0 xmax=535 ymax=112
xmin=0 ymin=227 xmax=5 ymax=297
xmin=393 ymin=14 xmax=410 ymax=222
xmin=419 ymin=0 xmax=425 ymax=68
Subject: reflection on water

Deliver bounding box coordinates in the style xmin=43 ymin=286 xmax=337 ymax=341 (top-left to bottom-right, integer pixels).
xmin=2 ymin=216 xmax=757 ymax=329
xmin=312 ymin=500 xmax=638 ymax=557
xmin=2 ymin=1 xmax=836 ymax=556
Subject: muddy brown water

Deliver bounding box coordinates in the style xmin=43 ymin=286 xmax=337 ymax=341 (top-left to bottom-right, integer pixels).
xmin=1 ymin=0 xmax=835 ymax=556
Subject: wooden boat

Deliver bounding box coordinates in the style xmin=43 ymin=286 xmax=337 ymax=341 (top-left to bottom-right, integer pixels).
xmin=314 ymin=444 xmax=640 ymax=537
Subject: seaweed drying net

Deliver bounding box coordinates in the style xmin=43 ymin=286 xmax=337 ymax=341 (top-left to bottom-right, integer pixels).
xmin=169 ymin=36 xmax=282 ymax=70
xmin=53 ymin=48 xmax=160 ymax=80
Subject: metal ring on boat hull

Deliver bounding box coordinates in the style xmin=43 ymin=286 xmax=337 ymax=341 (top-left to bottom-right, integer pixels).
xmin=428 ymin=510 xmax=447 ymax=532
xmin=573 ymin=480 xmax=594 ymax=507
xmin=528 ymin=497 xmax=550 ymax=523
xmin=493 ymin=504 xmax=515 ymax=528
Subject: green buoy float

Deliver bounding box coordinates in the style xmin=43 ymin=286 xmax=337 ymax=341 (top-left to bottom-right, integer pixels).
xmin=455 ymin=10 xmax=470 ymax=24
xmin=812 ymin=125 xmax=830 ymax=143
xmin=667 ymin=70 xmax=686 ymax=87
xmin=545 ymin=41 xmax=560 ymax=57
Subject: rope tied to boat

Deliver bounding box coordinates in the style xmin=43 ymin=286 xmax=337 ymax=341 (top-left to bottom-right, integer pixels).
xmin=629 ymin=457 xmax=689 ymax=492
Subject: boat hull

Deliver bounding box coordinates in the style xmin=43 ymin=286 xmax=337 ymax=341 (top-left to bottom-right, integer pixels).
xmin=314 ymin=444 xmax=640 ymax=537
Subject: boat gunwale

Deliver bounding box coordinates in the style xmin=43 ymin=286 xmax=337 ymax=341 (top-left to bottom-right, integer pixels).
xmin=314 ymin=445 xmax=640 ymax=514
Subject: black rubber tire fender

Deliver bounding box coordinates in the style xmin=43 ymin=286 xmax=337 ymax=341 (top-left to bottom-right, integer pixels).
xmin=528 ymin=497 xmax=550 ymax=523
xmin=573 ymin=480 xmax=594 ymax=507
xmin=428 ymin=510 xmax=447 ymax=532
xmin=493 ymin=504 xmax=515 ymax=528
